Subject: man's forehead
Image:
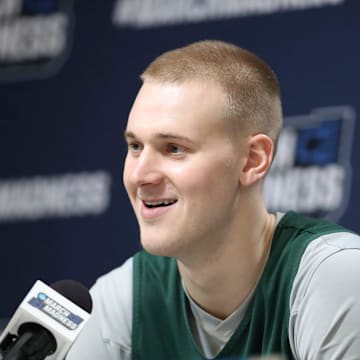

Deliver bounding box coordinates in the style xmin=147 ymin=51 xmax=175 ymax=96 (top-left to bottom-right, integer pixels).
xmin=125 ymin=79 xmax=242 ymax=142
xmin=130 ymin=80 xmax=226 ymax=119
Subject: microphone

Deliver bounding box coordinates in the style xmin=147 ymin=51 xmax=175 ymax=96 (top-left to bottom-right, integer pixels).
xmin=0 ymin=279 xmax=92 ymax=360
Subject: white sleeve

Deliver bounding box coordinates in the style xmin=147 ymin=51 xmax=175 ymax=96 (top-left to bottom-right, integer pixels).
xmin=66 ymin=257 xmax=133 ymax=360
xmin=289 ymin=232 xmax=360 ymax=359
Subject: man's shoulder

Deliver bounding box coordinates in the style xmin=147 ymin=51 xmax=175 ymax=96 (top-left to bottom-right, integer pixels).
xmin=95 ymin=256 xmax=134 ymax=290
xmin=293 ymin=230 xmax=360 ymax=294
xmin=89 ymin=257 xmax=134 ymax=352
xmin=92 ymin=257 xmax=134 ymax=318
xmin=289 ymin=232 xmax=360 ymax=358
xmin=278 ymin=211 xmax=354 ymax=236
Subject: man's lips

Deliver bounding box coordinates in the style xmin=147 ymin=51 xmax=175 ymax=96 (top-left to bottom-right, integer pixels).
xmin=139 ymin=199 xmax=178 ymax=219
xmin=143 ymin=199 xmax=177 ymax=208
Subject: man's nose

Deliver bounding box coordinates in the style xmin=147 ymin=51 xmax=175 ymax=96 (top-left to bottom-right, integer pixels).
xmin=129 ymin=149 xmax=163 ymax=186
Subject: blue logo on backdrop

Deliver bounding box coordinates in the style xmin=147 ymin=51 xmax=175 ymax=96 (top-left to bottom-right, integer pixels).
xmin=28 ymin=292 xmax=84 ymax=330
xmin=0 ymin=0 xmax=74 ymax=82
xmin=264 ymin=106 xmax=355 ymax=221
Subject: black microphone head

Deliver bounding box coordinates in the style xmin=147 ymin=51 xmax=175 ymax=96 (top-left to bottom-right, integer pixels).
xmin=50 ymin=279 xmax=92 ymax=313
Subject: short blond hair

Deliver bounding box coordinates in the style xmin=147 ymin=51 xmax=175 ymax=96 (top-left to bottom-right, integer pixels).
xmin=141 ymin=40 xmax=283 ymax=148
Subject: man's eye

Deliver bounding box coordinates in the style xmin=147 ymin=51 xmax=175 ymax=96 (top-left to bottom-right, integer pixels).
xmin=128 ymin=143 xmax=142 ymax=153
xmin=167 ymin=144 xmax=185 ymax=155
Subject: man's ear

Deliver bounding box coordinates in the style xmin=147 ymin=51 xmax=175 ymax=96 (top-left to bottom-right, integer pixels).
xmin=240 ymin=134 xmax=274 ymax=186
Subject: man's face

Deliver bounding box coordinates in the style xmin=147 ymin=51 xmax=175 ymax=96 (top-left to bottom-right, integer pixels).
xmin=123 ymin=80 xmax=245 ymax=260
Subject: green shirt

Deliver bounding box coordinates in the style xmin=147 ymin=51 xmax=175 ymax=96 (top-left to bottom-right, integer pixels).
xmin=132 ymin=211 xmax=348 ymax=359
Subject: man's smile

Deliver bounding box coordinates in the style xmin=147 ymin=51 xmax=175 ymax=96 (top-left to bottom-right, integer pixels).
xmin=139 ymin=198 xmax=179 ymax=220
xmin=143 ymin=199 xmax=178 ymax=208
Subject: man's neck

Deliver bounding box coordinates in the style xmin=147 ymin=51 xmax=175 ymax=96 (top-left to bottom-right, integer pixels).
xmin=177 ymin=211 xmax=276 ymax=320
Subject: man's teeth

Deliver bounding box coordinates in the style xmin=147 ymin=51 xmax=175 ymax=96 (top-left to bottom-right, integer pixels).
xmin=144 ymin=200 xmax=177 ymax=208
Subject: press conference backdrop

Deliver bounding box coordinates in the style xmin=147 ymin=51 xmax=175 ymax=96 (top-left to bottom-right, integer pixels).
xmin=0 ymin=0 xmax=359 ymax=319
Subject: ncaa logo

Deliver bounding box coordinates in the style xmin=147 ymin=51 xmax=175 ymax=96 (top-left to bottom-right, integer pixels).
xmin=37 ymin=292 xmax=47 ymax=301
xmin=264 ymin=106 xmax=355 ymax=222
xmin=0 ymin=0 xmax=74 ymax=82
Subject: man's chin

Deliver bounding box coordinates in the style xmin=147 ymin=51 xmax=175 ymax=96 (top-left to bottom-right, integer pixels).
xmin=140 ymin=238 xmax=178 ymax=258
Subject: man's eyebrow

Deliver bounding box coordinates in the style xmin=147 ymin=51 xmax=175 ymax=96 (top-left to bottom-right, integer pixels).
xmin=155 ymin=132 xmax=196 ymax=145
xmin=124 ymin=130 xmax=136 ymax=140
xmin=124 ymin=131 xmax=196 ymax=145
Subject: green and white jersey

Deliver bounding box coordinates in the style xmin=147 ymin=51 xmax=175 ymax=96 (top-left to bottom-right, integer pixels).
xmin=67 ymin=212 xmax=360 ymax=360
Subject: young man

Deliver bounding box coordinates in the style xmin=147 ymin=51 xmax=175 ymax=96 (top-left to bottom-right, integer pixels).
xmin=67 ymin=40 xmax=360 ymax=359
